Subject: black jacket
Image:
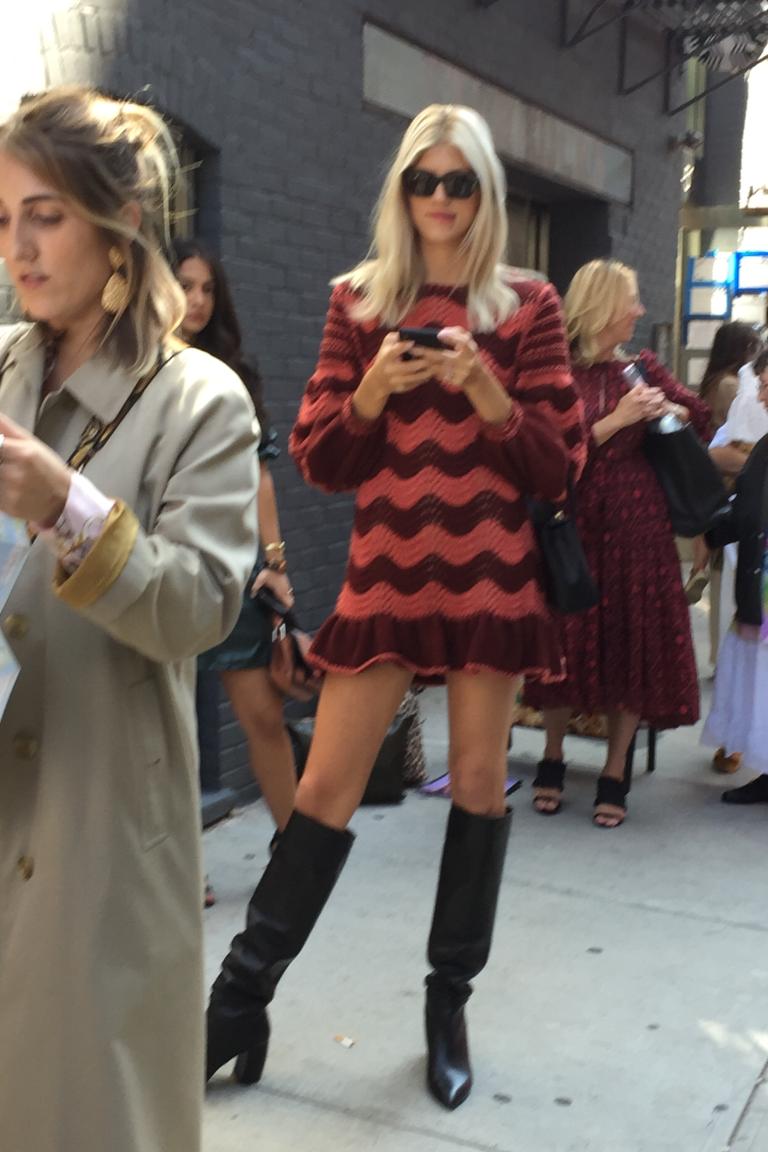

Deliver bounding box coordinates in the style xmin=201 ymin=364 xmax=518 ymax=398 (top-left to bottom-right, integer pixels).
xmin=706 ymin=434 xmax=768 ymax=627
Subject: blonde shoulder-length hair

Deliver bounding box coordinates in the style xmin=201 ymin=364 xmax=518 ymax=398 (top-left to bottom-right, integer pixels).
xmin=564 ymin=259 xmax=638 ymax=365
xmin=0 ymin=85 xmax=186 ymax=375
xmin=334 ymin=104 xmax=518 ymax=332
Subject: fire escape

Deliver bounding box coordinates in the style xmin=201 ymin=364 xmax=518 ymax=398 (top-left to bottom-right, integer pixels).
xmin=560 ymin=1 xmax=768 ymax=115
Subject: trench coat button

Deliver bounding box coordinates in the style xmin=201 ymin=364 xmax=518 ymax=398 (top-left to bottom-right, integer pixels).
xmin=16 ymin=856 xmax=34 ymax=881
xmin=13 ymin=732 xmax=39 ymax=760
xmin=3 ymin=614 xmax=29 ymax=640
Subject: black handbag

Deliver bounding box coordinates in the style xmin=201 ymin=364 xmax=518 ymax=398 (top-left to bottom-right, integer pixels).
xmin=287 ymin=710 xmax=413 ymax=805
xmin=632 ymin=361 xmax=727 ymax=538
xmin=643 ymin=422 xmax=728 ymax=537
xmin=528 ymin=481 xmax=598 ymax=614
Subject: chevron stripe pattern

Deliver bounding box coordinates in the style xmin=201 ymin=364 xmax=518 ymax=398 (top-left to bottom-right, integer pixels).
xmin=289 ymin=278 xmax=587 ymax=683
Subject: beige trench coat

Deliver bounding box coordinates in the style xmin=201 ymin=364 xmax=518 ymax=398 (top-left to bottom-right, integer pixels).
xmin=0 ymin=324 xmax=258 ymax=1152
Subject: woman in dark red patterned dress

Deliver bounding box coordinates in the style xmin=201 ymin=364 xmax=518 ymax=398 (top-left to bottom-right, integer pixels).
xmin=528 ymin=260 xmax=710 ymax=828
xmin=206 ymin=104 xmax=585 ymax=1107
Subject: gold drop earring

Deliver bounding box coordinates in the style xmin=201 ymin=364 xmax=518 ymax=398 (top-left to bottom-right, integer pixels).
xmin=101 ymin=246 xmax=130 ymax=314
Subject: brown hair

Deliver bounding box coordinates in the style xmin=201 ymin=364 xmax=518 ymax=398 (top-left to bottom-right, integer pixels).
xmin=170 ymin=237 xmax=269 ymax=429
xmin=699 ymin=321 xmax=761 ymax=406
xmin=0 ymin=85 xmax=186 ymax=373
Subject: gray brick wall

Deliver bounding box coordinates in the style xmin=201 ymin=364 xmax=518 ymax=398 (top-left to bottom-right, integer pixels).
xmin=5 ymin=0 xmax=686 ymax=792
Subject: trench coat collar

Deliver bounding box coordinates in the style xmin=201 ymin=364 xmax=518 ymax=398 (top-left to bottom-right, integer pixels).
xmin=4 ymin=323 xmax=169 ymax=425
xmin=60 ymin=352 xmax=153 ymax=425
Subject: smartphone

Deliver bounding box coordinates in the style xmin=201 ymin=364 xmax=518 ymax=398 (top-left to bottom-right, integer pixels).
xmin=399 ymin=326 xmax=447 ymax=360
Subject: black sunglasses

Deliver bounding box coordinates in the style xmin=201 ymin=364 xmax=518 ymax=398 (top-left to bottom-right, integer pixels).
xmin=402 ymin=167 xmax=480 ymax=200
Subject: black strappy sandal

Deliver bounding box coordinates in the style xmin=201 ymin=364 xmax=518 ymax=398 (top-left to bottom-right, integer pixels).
xmin=593 ymin=775 xmax=628 ymax=829
xmin=532 ymin=758 xmax=566 ymax=815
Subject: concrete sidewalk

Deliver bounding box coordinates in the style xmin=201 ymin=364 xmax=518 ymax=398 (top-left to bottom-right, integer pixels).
xmin=202 ymin=603 xmax=767 ymax=1152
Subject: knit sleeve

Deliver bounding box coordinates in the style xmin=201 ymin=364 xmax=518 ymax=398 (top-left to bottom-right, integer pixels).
xmin=638 ymin=350 xmax=712 ymax=441
xmin=482 ymin=282 xmax=586 ymax=499
xmin=289 ymin=285 xmax=386 ymax=492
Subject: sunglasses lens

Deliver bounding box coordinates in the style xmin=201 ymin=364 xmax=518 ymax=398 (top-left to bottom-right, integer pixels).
xmin=443 ymin=172 xmax=478 ymax=198
xmin=403 ymin=169 xmax=438 ymax=197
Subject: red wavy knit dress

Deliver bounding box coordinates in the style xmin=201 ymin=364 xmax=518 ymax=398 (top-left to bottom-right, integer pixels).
xmin=289 ymin=279 xmax=587 ymax=683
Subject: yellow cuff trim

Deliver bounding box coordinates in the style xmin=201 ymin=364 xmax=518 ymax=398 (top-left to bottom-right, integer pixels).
xmin=53 ymin=501 xmax=139 ymax=609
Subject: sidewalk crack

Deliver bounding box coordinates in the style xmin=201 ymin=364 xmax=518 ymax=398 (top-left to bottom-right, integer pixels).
xmin=724 ymin=1057 xmax=768 ymax=1150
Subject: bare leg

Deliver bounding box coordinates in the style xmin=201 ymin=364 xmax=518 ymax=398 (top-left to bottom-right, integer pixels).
xmin=220 ymin=668 xmax=297 ymax=831
xmin=533 ymin=706 xmax=572 ymax=813
xmin=206 ymin=662 xmax=413 ymax=1084
xmin=603 ymin=709 xmax=640 ymax=779
xmin=594 ymin=709 xmax=640 ymax=828
xmin=542 ymin=707 xmax=572 ymax=762
xmin=446 ymin=671 xmax=520 ymax=814
xmin=296 ymin=664 xmax=413 ymax=829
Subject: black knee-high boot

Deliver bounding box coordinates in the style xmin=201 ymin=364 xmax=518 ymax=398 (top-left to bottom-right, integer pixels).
xmin=206 ymin=810 xmax=354 ymax=1083
xmin=425 ymin=803 xmax=511 ymax=1109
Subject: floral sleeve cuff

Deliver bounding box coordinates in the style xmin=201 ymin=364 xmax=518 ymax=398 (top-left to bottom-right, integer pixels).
xmin=52 ymin=501 xmax=138 ymax=607
xmin=34 ymin=471 xmax=116 ymax=574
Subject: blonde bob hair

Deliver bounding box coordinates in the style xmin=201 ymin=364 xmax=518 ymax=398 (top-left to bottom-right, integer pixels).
xmin=335 ymin=104 xmax=518 ymax=332
xmin=564 ymin=259 xmax=638 ymax=365
xmin=0 ymin=85 xmax=186 ymax=374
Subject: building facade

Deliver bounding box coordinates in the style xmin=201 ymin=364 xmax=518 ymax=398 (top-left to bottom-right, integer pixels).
xmin=1 ymin=0 xmax=687 ymax=798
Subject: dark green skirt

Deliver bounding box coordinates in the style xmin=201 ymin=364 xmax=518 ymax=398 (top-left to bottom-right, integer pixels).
xmin=198 ymin=568 xmax=272 ymax=672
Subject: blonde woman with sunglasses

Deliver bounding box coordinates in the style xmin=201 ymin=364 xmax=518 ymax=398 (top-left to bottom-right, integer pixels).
xmin=206 ymin=104 xmax=586 ymax=1109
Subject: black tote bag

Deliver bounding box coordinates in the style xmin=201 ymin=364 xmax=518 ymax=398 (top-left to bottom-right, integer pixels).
xmin=528 ymin=481 xmax=598 ymax=615
xmin=633 ymin=361 xmax=727 ymax=538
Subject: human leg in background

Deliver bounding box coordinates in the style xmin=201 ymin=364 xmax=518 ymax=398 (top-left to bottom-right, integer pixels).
xmin=424 ymin=672 xmax=515 ymax=1110
xmin=206 ymin=663 xmax=412 ymax=1084
xmin=533 ymin=706 xmax=572 ymax=814
xmin=220 ymin=667 xmax=297 ymax=832
xmin=593 ymin=709 xmax=640 ymax=828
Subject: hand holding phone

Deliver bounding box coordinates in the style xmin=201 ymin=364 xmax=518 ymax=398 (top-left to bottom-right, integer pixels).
xmin=353 ymin=331 xmax=441 ymax=420
xmin=398 ymin=327 xmax=448 ymax=361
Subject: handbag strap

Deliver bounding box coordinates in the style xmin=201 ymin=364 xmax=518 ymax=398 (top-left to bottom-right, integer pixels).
xmin=66 ymin=346 xmax=183 ymax=473
xmin=23 ymin=346 xmax=182 ymax=545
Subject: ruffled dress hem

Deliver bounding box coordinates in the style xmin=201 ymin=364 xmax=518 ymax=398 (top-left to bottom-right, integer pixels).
xmin=308 ymin=611 xmax=565 ymax=686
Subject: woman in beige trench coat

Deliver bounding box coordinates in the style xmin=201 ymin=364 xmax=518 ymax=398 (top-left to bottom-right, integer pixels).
xmin=0 ymin=88 xmax=258 ymax=1152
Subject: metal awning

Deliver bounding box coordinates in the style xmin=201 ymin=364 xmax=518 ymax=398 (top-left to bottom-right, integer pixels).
xmin=637 ymin=1 xmax=768 ymax=70
xmin=561 ymin=1 xmax=768 ymax=114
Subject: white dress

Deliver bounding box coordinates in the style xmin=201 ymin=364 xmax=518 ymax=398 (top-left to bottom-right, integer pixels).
xmin=702 ymin=626 xmax=768 ymax=774
xmin=703 ymin=421 xmax=768 ymax=769
xmin=710 ymin=369 xmax=768 ymax=650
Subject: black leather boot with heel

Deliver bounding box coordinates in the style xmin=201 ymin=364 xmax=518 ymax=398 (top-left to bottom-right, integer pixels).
xmin=425 ymin=803 xmax=511 ymax=1109
xmin=206 ymin=809 xmax=354 ymax=1084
